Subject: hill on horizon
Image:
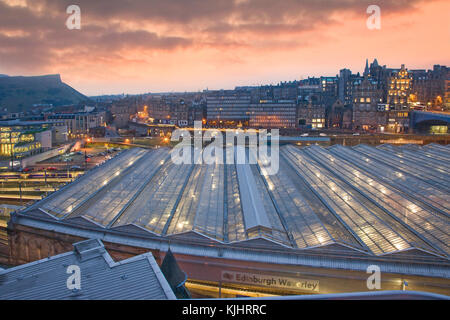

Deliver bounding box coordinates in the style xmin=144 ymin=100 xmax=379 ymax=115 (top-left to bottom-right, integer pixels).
xmin=0 ymin=74 xmax=89 ymax=113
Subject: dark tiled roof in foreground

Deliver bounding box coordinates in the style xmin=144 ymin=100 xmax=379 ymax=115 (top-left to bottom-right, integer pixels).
xmin=14 ymin=144 xmax=450 ymax=274
xmin=0 ymin=239 xmax=176 ymax=300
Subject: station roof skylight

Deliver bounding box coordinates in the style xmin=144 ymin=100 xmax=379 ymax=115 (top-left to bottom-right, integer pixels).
xmin=24 ymin=144 xmax=450 ymax=260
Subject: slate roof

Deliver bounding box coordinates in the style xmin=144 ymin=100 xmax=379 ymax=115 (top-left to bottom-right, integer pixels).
xmin=0 ymin=239 xmax=176 ymax=300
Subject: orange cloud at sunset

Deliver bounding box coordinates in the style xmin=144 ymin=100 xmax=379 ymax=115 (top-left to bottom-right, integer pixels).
xmin=0 ymin=0 xmax=448 ymax=95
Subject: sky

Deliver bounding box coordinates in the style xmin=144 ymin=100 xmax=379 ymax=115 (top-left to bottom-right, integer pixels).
xmin=0 ymin=0 xmax=449 ymax=96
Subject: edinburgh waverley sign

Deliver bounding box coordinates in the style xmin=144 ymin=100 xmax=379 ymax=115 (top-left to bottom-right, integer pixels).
xmin=221 ymin=271 xmax=319 ymax=292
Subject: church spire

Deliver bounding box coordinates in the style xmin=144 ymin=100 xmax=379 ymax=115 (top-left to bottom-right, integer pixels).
xmin=364 ymin=59 xmax=370 ymax=77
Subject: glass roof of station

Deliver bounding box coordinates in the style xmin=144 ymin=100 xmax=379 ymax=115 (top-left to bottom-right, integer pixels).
xmin=166 ymin=161 xmax=226 ymax=240
xmin=112 ymin=160 xmax=194 ymax=235
xmin=38 ymin=148 xmax=147 ymax=218
xmin=378 ymin=145 xmax=450 ymax=175
xmin=282 ymin=146 xmax=412 ymax=255
xmin=424 ymin=143 xmax=450 ymax=155
xmin=353 ymin=144 xmax=450 ymax=192
xmin=31 ymin=145 xmax=450 ymax=259
xmin=303 ymin=145 xmax=449 ymax=256
xmin=67 ymin=149 xmax=169 ymax=226
xmin=327 ymin=145 xmax=449 ymax=216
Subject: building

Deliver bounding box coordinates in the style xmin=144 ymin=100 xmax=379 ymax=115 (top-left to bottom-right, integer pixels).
xmin=51 ymin=120 xmax=69 ymax=143
xmin=387 ymin=64 xmax=412 ymax=110
xmin=206 ymin=91 xmax=252 ymax=127
xmin=6 ymin=145 xmax=450 ymax=297
xmin=144 ymin=96 xmax=192 ymax=127
xmin=248 ymin=100 xmax=297 ymax=129
xmin=320 ymin=76 xmax=338 ymax=98
xmin=297 ymin=83 xmax=326 ymax=129
xmin=128 ymin=121 xmax=175 ymax=137
xmin=328 ymin=99 xmax=345 ymax=129
xmin=352 ymin=74 xmax=386 ymax=132
xmin=207 ymin=91 xmax=296 ymax=129
xmin=0 ymin=120 xmax=54 ymax=158
xmin=297 ymin=76 xmax=339 ymax=129
xmin=47 ymin=111 xmax=105 ymax=138
xmin=273 ymin=81 xmax=299 ymax=100
xmin=445 ymin=79 xmax=450 ymax=110
xmin=0 ymin=239 xmax=176 ymax=300
xmin=410 ymin=65 xmax=449 ymax=110
xmin=297 ymin=102 xmax=326 ymax=129
xmin=111 ymin=99 xmax=139 ymax=129
xmin=188 ymin=100 xmax=205 ymax=126
xmin=338 ymin=69 xmax=353 ymax=106
xmin=386 ymin=65 xmax=413 ymax=133
xmin=338 ymin=67 xmax=367 ymax=108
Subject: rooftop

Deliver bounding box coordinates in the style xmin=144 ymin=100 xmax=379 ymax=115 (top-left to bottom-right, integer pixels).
xmin=13 ymin=143 xmax=450 ymax=277
xmin=0 ymin=239 xmax=176 ymax=300
xmin=0 ymin=119 xmax=55 ymax=127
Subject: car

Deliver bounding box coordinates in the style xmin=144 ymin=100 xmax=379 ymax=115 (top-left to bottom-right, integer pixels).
xmin=46 ymin=167 xmax=58 ymax=171
xmin=70 ymin=165 xmax=82 ymax=171
xmin=352 ymin=133 xmax=361 ymax=136
xmin=23 ymin=167 xmax=34 ymax=172
xmin=301 ymin=133 xmax=309 ymax=137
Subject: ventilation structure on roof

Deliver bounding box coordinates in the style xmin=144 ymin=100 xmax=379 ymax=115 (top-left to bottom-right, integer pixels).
xmin=73 ymin=239 xmax=106 ymax=262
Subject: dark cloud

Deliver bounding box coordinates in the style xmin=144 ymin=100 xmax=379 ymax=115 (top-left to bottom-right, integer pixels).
xmin=26 ymin=0 xmax=428 ymax=24
xmin=0 ymin=1 xmax=193 ymax=72
xmin=0 ymin=0 xmax=434 ymax=72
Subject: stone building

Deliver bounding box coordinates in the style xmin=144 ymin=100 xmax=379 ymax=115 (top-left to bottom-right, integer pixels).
xmin=352 ymin=75 xmax=386 ymax=132
xmin=411 ymin=65 xmax=449 ymax=110
xmin=385 ymin=65 xmax=413 ymax=133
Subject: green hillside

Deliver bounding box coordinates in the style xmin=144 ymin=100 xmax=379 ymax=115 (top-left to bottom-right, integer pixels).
xmin=0 ymin=74 xmax=89 ymax=112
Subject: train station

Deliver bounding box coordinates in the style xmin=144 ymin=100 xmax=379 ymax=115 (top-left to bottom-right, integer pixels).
xmin=3 ymin=144 xmax=450 ymax=297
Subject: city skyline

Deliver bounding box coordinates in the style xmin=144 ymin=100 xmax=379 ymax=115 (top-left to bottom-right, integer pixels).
xmin=0 ymin=0 xmax=449 ymax=95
